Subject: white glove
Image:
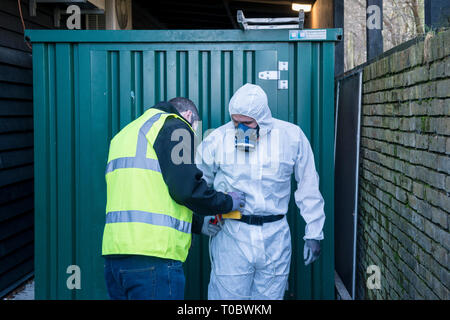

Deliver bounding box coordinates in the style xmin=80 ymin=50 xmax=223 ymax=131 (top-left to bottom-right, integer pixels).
xmin=201 ymin=216 xmax=222 ymax=237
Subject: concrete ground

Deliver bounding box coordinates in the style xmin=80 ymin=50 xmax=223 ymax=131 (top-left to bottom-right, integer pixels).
xmin=2 ymin=279 xmax=35 ymax=300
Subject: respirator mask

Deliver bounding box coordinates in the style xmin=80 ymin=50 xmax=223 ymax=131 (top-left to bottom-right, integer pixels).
xmin=235 ymin=123 xmax=259 ymax=152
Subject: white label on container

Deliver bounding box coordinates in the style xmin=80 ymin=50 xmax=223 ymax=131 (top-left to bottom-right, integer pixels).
xmin=289 ymin=29 xmax=327 ymax=40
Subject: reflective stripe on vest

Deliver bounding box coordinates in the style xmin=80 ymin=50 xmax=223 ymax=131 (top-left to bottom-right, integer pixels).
xmin=105 ymin=112 xmax=167 ymax=174
xmin=106 ymin=210 xmax=191 ymax=234
xmin=105 ymin=157 xmax=161 ymax=174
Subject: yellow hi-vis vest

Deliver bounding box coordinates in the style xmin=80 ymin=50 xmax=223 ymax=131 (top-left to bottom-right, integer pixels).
xmin=102 ymin=108 xmax=194 ymax=262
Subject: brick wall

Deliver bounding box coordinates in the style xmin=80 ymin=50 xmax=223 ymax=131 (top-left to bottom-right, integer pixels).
xmin=356 ymin=29 xmax=450 ymax=299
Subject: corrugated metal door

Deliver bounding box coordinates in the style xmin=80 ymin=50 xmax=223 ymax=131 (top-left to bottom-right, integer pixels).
xmin=28 ymin=29 xmax=340 ymax=300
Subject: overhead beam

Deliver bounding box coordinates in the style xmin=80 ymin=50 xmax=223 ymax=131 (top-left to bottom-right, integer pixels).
xmin=133 ymin=1 xmax=167 ymax=29
xmin=153 ymin=1 xmax=226 ymax=10
xmin=226 ymin=5 xmax=299 ymax=15
xmin=152 ymin=9 xmax=228 ymax=18
xmin=161 ymin=17 xmax=231 ymax=25
xmin=223 ymin=0 xmax=239 ymax=29
xmin=230 ymin=0 xmax=313 ymax=6
xmin=88 ymin=0 xmax=105 ymax=10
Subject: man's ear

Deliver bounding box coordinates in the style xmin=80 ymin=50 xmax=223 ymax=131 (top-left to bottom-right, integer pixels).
xmin=186 ymin=110 xmax=193 ymax=124
xmin=180 ymin=110 xmax=193 ymax=124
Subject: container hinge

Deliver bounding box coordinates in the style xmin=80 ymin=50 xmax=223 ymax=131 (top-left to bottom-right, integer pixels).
xmin=279 ymin=61 xmax=288 ymax=71
xmin=278 ymin=80 xmax=288 ymax=90
xmin=258 ymin=61 xmax=289 ymax=89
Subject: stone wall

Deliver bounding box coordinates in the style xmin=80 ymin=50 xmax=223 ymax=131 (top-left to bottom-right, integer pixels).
xmin=356 ymin=29 xmax=450 ymax=299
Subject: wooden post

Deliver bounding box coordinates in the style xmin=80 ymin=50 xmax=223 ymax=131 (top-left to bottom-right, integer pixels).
xmin=334 ymin=0 xmax=344 ymax=77
xmin=425 ymin=0 xmax=450 ymax=30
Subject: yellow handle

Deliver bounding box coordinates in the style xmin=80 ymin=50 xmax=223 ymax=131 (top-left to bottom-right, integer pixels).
xmin=221 ymin=210 xmax=242 ymax=220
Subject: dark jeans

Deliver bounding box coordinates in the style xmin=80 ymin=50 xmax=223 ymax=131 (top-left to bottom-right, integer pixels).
xmin=104 ymin=255 xmax=185 ymax=300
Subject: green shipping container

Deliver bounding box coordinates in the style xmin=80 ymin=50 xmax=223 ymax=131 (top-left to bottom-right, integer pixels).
xmin=26 ymin=29 xmax=342 ymax=300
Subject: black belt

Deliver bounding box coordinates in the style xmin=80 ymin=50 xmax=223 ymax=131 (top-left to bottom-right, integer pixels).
xmin=239 ymin=214 xmax=284 ymax=226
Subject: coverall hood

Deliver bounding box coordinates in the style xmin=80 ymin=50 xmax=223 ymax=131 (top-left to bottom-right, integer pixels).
xmin=228 ymin=83 xmax=273 ymax=135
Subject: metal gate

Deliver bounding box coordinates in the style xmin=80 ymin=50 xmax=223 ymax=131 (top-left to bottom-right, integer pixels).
xmin=27 ymin=29 xmax=341 ymax=299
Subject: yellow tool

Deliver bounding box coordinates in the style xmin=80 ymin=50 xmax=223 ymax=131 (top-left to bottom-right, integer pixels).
xmin=212 ymin=210 xmax=242 ymax=224
xmin=222 ymin=210 xmax=242 ymax=219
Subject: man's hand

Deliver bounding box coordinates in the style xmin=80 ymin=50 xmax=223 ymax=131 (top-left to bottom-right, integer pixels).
xmin=201 ymin=216 xmax=222 ymax=237
xmin=228 ymin=191 xmax=246 ymax=212
xmin=304 ymin=239 xmax=321 ymax=266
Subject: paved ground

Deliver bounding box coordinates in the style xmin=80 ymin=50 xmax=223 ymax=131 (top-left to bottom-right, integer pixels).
xmin=2 ymin=279 xmax=34 ymax=300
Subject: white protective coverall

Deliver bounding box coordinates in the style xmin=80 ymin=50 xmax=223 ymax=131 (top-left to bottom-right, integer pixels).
xmin=196 ymin=83 xmax=325 ymax=300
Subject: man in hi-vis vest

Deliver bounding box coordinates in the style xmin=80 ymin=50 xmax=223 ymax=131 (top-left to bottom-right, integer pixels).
xmin=102 ymin=98 xmax=245 ymax=300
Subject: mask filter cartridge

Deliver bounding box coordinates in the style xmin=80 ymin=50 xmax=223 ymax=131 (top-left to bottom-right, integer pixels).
xmin=235 ymin=123 xmax=259 ymax=152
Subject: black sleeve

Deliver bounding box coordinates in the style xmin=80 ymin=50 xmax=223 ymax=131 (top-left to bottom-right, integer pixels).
xmin=153 ymin=117 xmax=233 ymax=215
xmin=191 ymin=213 xmax=205 ymax=235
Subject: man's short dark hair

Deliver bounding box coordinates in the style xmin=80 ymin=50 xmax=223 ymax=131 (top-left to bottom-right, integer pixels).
xmin=169 ymin=97 xmax=200 ymax=122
